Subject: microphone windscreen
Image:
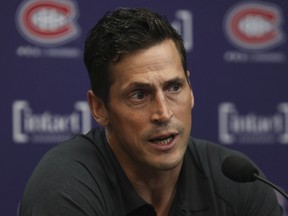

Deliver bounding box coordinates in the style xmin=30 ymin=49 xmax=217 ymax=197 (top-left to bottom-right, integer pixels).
xmin=222 ymin=155 xmax=259 ymax=182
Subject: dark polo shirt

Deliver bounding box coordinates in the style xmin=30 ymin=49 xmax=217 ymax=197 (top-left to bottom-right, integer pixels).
xmin=20 ymin=128 xmax=282 ymax=216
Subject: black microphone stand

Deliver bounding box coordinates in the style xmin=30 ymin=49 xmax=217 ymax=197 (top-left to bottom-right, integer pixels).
xmin=253 ymin=173 xmax=288 ymax=200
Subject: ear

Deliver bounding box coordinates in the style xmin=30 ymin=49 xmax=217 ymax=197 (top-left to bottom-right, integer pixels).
xmin=186 ymin=70 xmax=195 ymax=109
xmin=186 ymin=70 xmax=191 ymax=86
xmin=87 ymin=90 xmax=109 ymax=127
xmin=190 ymin=88 xmax=195 ymax=109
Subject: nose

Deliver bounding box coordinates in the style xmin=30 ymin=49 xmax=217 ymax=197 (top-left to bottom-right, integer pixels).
xmin=150 ymin=93 xmax=173 ymax=124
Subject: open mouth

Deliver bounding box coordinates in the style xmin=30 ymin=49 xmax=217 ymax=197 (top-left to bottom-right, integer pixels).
xmin=150 ymin=135 xmax=175 ymax=145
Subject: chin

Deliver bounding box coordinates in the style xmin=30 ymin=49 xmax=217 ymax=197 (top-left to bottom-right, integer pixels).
xmin=153 ymin=156 xmax=184 ymax=171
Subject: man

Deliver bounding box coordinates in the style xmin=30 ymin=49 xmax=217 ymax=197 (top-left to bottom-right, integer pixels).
xmin=20 ymin=8 xmax=282 ymax=216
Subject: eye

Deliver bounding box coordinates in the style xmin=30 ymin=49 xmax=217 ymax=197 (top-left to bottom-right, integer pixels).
xmin=167 ymin=82 xmax=181 ymax=93
xmin=129 ymin=90 xmax=147 ymax=101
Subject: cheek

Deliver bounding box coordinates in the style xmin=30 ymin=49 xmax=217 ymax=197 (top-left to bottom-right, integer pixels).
xmin=176 ymin=94 xmax=193 ymax=125
xmin=185 ymin=91 xmax=194 ymax=112
xmin=173 ymin=92 xmax=193 ymax=113
xmin=109 ymin=108 xmax=148 ymax=133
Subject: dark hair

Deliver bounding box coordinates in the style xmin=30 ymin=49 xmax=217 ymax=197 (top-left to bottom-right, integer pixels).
xmin=84 ymin=8 xmax=187 ymax=104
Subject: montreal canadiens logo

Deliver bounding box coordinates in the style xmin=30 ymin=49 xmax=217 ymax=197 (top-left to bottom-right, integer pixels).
xmin=16 ymin=0 xmax=80 ymax=46
xmin=224 ymin=2 xmax=285 ymax=51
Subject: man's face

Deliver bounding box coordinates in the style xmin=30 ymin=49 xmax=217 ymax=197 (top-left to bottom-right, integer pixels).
xmin=102 ymin=39 xmax=194 ymax=172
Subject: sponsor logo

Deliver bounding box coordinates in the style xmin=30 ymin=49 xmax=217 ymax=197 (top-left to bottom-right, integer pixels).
xmin=12 ymin=100 xmax=91 ymax=144
xmin=218 ymin=102 xmax=288 ymax=144
xmin=15 ymin=0 xmax=81 ymax=58
xmin=15 ymin=45 xmax=81 ymax=58
xmin=224 ymin=2 xmax=284 ymax=51
xmin=172 ymin=10 xmax=193 ymax=52
xmin=223 ymin=2 xmax=286 ymax=63
xmin=16 ymin=0 xmax=80 ymax=46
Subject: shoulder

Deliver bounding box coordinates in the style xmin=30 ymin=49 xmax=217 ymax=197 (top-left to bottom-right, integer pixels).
xmin=187 ymin=137 xmax=245 ymax=169
xmin=186 ymin=138 xmax=247 ymax=204
xmin=185 ymin=137 xmax=282 ymax=215
xmin=30 ymin=128 xmax=112 ymax=185
xmin=186 ymin=137 xmax=254 ymax=185
xmin=20 ymin=128 xmax=115 ymax=215
xmin=34 ymin=128 xmax=106 ymax=175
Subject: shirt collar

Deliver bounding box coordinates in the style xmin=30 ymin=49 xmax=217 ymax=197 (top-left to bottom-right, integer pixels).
xmin=101 ymin=130 xmax=149 ymax=215
xmin=101 ymin=130 xmax=212 ymax=215
xmin=177 ymin=150 xmax=212 ymax=213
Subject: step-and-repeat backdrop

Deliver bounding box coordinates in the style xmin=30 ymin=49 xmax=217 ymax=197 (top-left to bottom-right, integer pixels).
xmin=1 ymin=0 xmax=287 ymax=214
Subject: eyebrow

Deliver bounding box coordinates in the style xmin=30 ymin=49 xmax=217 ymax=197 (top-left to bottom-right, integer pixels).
xmin=127 ymin=82 xmax=152 ymax=89
xmin=163 ymin=77 xmax=186 ymax=87
xmin=126 ymin=77 xmax=187 ymax=90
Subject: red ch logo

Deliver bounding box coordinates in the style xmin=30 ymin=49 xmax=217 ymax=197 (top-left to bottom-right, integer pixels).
xmin=16 ymin=0 xmax=80 ymax=46
xmin=224 ymin=2 xmax=285 ymax=51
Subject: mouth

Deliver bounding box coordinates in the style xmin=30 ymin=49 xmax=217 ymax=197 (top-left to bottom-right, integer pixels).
xmin=149 ymin=134 xmax=177 ymax=145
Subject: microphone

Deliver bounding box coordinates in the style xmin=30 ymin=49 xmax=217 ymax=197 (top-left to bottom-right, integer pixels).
xmin=222 ymin=155 xmax=288 ymax=200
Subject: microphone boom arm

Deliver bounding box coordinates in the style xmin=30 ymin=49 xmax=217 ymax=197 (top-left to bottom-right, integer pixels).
xmin=253 ymin=173 xmax=288 ymax=200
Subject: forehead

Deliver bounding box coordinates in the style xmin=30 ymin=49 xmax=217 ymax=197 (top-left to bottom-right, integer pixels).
xmin=109 ymin=40 xmax=185 ymax=86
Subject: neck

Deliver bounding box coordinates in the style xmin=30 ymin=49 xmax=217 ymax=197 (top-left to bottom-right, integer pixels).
xmin=124 ymin=163 xmax=182 ymax=216
xmin=105 ymin=129 xmax=182 ymax=215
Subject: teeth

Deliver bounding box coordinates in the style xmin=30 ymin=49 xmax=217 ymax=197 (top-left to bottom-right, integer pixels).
xmin=152 ymin=136 xmax=173 ymax=145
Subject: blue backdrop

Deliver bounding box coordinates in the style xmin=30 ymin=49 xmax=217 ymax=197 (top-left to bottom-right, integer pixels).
xmin=1 ymin=0 xmax=287 ymax=215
